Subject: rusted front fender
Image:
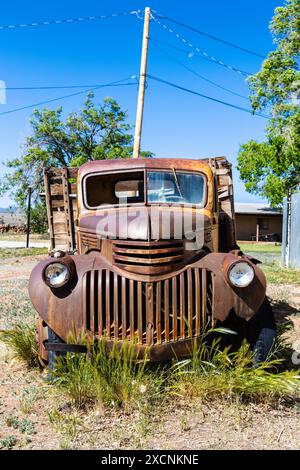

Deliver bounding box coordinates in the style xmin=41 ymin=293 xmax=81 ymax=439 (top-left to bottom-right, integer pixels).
xmin=199 ymin=251 xmax=266 ymax=322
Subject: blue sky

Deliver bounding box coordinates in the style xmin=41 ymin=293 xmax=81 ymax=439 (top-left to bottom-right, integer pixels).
xmin=0 ymin=0 xmax=281 ymax=207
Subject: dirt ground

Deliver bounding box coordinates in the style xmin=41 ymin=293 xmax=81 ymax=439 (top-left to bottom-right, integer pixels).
xmin=0 ymin=254 xmax=300 ymax=450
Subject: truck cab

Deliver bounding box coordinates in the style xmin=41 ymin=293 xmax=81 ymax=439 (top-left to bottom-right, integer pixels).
xmin=29 ymin=157 xmax=274 ymax=364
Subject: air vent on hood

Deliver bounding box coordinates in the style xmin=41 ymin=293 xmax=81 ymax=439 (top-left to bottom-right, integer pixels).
xmin=112 ymin=240 xmax=185 ymax=274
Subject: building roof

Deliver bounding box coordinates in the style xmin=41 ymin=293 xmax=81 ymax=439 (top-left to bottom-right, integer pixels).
xmin=234 ymin=203 xmax=282 ymax=216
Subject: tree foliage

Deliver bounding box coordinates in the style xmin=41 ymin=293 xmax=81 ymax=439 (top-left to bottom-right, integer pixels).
xmin=237 ymin=0 xmax=300 ymax=206
xmin=0 ymin=93 xmax=153 ymax=208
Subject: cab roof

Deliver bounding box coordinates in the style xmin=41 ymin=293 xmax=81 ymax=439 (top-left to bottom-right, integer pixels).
xmin=78 ymin=157 xmax=225 ymax=178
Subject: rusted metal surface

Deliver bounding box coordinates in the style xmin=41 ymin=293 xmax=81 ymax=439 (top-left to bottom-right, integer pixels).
xmin=30 ymin=157 xmax=269 ymax=362
xmin=29 ymin=249 xmax=266 ymax=360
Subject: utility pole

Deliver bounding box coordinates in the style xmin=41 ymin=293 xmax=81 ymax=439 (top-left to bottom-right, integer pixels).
xmin=26 ymin=186 xmax=32 ymax=249
xmin=285 ymin=188 xmax=292 ymax=268
xmin=133 ymin=6 xmax=151 ymax=159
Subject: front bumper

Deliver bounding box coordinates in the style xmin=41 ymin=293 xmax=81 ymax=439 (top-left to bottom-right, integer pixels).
xmin=29 ymin=251 xmax=266 ymax=361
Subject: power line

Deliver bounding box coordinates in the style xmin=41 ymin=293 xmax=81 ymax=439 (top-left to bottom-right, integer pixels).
xmin=153 ymin=12 xmax=266 ymax=59
xmin=1 ymin=83 xmax=137 ymax=91
xmin=151 ymin=41 xmax=249 ymax=101
xmin=151 ymin=37 xmax=217 ymax=64
xmin=0 ymin=10 xmax=140 ymax=31
xmin=0 ymin=77 xmax=136 ymax=116
xmin=147 ymin=74 xmax=270 ymax=118
xmin=150 ymin=13 xmax=252 ymax=77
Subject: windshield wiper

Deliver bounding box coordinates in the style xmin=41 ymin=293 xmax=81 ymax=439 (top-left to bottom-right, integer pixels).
xmin=171 ymin=167 xmax=183 ymax=198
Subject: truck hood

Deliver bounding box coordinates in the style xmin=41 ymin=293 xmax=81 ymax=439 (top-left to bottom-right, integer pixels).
xmin=79 ymin=206 xmax=210 ymax=242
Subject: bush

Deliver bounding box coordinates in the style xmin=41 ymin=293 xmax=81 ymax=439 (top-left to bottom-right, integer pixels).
xmin=0 ymin=323 xmax=39 ymax=368
xmin=169 ymin=332 xmax=300 ymax=403
xmin=30 ymin=202 xmax=48 ymax=234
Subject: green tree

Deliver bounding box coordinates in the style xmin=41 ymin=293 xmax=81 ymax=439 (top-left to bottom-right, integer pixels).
xmin=30 ymin=202 xmax=48 ymax=234
xmin=237 ymin=0 xmax=300 ymax=206
xmin=0 ymin=93 xmax=153 ymax=210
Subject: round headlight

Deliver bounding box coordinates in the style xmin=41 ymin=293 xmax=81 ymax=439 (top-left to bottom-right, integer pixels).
xmin=228 ymin=261 xmax=254 ymax=288
xmin=44 ymin=262 xmax=70 ymax=288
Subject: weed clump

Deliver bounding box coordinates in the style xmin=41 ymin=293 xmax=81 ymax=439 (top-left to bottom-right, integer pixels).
xmin=169 ymin=334 xmax=300 ymax=403
xmin=53 ymin=339 xmax=165 ymax=410
xmin=0 ymin=323 xmax=39 ymax=368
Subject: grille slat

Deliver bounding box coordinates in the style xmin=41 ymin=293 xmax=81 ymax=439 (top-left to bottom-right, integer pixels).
xmin=194 ymin=269 xmax=201 ymax=336
xmin=113 ymin=240 xmax=185 ymax=274
xmin=83 ymin=268 xmax=213 ymax=345
xmin=137 ymin=281 xmax=143 ymax=343
xmin=180 ymin=273 xmax=185 ymax=340
xmin=156 ymin=281 xmax=162 ymax=344
xmin=172 ymin=276 xmax=178 ymax=341
xmin=187 ymin=269 xmax=193 ymax=337
xmin=105 ymin=271 xmax=111 ymax=338
xmin=164 ymin=279 xmax=170 ymax=342
xmin=98 ymin=270 xmax=103 ymax=336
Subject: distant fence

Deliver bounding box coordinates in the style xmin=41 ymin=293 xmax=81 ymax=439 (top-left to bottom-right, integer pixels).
xmin=282 ymin=191 xmax=300 ymax=269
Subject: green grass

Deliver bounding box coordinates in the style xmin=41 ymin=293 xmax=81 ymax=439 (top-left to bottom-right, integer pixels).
xmin=261 ymin=263 xmax=300 ymax=285
xmin=51 ymin=331 xmax=300 ymax=410
xmin=2 ymin=325 xmax=300 ymax=413
xmin=239 ymin=243 xmax=282 ymax=254
xmin=170 ymin=335 xmax=300 ymax=403
xmin=239 ymin=243 xmax=300 ymax=285
xmin=0 ymin=323 xmax=40 ymax=367
xmin=53 ymin=339 xmax=165 ymax=411
xmin=0 ymin=247 xmax=48 ymax=258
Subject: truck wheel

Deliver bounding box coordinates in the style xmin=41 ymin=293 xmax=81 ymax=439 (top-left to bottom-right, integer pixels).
xmin=246 ymin=298 xmax=277 ymax=363
xmin=47 ymin=327 xmax=65 ymax=370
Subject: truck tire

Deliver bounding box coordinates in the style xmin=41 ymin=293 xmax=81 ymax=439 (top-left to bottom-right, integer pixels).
xmin=47 ymin=327 xmax=65 ymax=370
xmin=246 ymin=298 xmax=277 ymax=363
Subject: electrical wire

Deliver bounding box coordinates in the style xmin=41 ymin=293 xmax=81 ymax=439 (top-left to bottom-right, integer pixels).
xmin=0 ymin=77 xmax=137 ymax=116
xmin=151 ymin=41 xmax=249 ymax=101
xmin=1 ymin=83 xmax=137 ymax=91
xmin=147 ymin=74 xmax=270 ymax=118
xmin=153 ymin=12 xmax=266 ymax=59
xmin=0 ymin=10 xmax=141 ymax=31
xmin=150 ymin=13 xmax=252 ymax=77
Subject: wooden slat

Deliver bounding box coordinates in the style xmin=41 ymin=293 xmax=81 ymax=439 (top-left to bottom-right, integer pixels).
xmin=164 ymin=279 xmax=170 ymax=342
xmin=62 ymin=168 xmax=74 ymax=251
xmin=44 ymin=171 xmax=55 ymax=250
xmin=194 ymin=269 xmax=201 ymax=336
xmin=50 ymin=199 xmax=65 ymax=208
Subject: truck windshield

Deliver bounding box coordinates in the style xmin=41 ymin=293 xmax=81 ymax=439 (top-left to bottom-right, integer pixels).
xmin=84 ymin=170 xmax=205 ymax=208
xmin=147 ymin=171 xmax=205 ymax=206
